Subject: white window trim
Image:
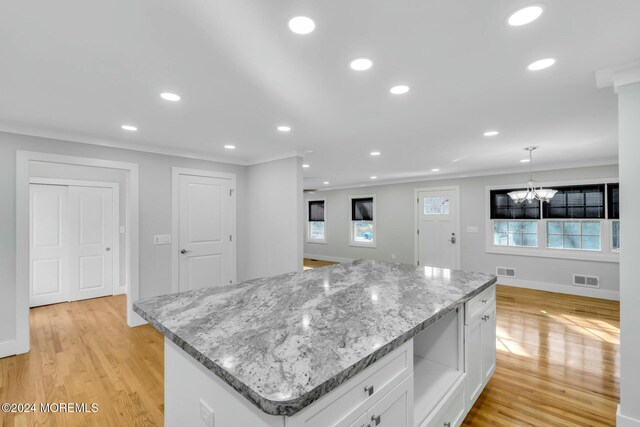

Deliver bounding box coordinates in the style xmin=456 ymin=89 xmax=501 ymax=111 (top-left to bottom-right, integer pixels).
xmin=485 ymin=178 xmax=620 ymax=263
xmin=306 ymin=198 xmax=327 ymax=244
xmin=349 ymin=194 xmax=377 ymax=248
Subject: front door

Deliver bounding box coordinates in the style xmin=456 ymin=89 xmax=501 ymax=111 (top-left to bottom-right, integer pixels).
xmin=417 ymin=188 xmax=459 ymax=269
xmin=178 ymin=174 xmax=235 ymax=291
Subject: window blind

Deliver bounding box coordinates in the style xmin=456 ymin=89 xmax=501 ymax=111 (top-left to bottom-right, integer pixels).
xmin=490 ymin=190 xmax=541 ymax=219
xmin=351 ymin=197 xmax=374 ymax=221
xmin=607 ymin=183 xmax=619 ymax=219
xmin=308 ymin=200 xmax=325 ymax=222
xmin=543 ymin=184 xmax=605 ymax=219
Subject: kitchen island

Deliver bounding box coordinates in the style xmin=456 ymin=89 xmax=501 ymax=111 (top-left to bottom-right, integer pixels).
xmin=134 ymin=259 xmax=497 ymax=427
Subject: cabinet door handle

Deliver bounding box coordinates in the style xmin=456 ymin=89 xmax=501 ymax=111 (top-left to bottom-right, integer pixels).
xmin=481 ymin=299 xmax=487 ymax=303
xmin=364 ymin=385 xmax=374 ymax=396
xmin=180 ymin=249 xmax=191 ymax=254
xmin=371 ymin=414 xmax=381 ymax=425
xmin=444 ymin=422 xmax=451 ymax=427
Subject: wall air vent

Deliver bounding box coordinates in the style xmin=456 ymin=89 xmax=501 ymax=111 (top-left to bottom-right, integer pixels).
xmin=496 ymin=267 xmax=516 ymax=278
xmin=573 ymin=274 xmax=600 ymax=288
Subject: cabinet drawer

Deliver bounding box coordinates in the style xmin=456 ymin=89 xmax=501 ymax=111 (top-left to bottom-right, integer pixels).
xmin=465 ymin=285 xmax=495 ymax=325
xmin=423 ymin=380 xmax=465 ymax=427
xmin=293 ymin=340 xmax=413 ymax=427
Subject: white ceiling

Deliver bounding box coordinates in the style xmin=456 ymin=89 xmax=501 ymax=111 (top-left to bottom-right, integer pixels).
xmin=1 ymin=1 xmax=638 ymax=188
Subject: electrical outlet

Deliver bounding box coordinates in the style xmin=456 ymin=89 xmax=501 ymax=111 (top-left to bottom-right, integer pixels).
xmin=199 ymin=399 xmax=214 ymax=427
xmin=119 ymin=226 xmax=126 ymax=234
xmin=391 ymin=253 xmax=396 ymax=260
xmin=153 ymin=234 xmax=172 ymax=245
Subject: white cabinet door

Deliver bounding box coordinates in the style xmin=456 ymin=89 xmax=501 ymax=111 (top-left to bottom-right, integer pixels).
xmin=368 ymin=375 xmax=413 ymax=427
xmin=68 ymin=186 xmax=115 ymax=301
xmin=178 ymin=174 xmax=236 ymax=291
xmin=30 ymin=184 xmax=69 ymax=307
xmin=464 ymin=316 xmax=483 ymax=408
xmin=347 ymin=412 xmax=371 ymax=427
xmin=481 ymin=304 xmax=497 ymax=382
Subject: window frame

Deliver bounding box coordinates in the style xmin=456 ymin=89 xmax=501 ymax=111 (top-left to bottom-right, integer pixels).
xmin=306 ymin=198 xmax=327 ymax=244
xmin=485 ymin=179 xmax=620 ymax=263
xmin=349 ymin=194 xmax=377 ymax=248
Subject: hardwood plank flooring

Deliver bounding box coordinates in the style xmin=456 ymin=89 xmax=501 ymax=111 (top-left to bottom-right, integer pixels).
xmin=0 ymin=284 xmax=619 ymax=426
xmin=303 ymin=258 xmax=338 ymax=270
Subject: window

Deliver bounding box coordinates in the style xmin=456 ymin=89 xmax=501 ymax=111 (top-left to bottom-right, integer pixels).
xmin=424 ymin=196 xmax=450 ymax=215
xmin=608 ymin=183 xmax=619 ymax=219
xmin=493 ymin=221 xmax=538 ymax=247
xmin=612 ymin=221 xmax=620 ymax=252
xmin=490 ymin=189 xmax=540 ymax=219
xmin=543 ymin=185 xmax=605 ymax=219
xmin=547 ymin=221 xmax=601 ymax=251
xmin=351 ymin=196 xmax=375 ymax=246
xmin=307 ymin=200 xmax=326 ymax=243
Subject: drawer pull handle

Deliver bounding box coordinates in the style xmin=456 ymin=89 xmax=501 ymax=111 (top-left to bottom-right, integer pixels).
xmin=371 ymin=414 xmax=381 ymax=425
xmin=481 ymin=299 xmax=488 ymax=303
xmin=482 ymin=315 xmax=488 ymax=321
xmin=444 ymin=422 xmax=451 ymax=427
xmin=364 ymin=385 xmax=374 ymax=396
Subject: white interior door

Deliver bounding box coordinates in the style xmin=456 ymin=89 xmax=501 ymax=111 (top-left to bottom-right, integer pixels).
xmin=418 ymin=188 xmax=460 ymax=269
xmin=30 ymin=184 xmax=69 ymax=307
xmin=68 ymin=186 xmax=115 ymax=301
xmin=179 ymin=174 xmax=235 ymax=291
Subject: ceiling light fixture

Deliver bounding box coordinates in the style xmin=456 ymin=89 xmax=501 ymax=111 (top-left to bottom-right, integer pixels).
xmin=370 ymin=151 xmax=381 ymax=156
xmin=508 ymin=5 xmax=543 ymax=26
xmin=224 ymin=144 xmax=236 ymax=150
xmin=302 ymin=164 xmax=310 ymax=168
xmin=528 ymin=58 xmax=556 ymax=71
xmin=431 ymin=168 xmax=440 ymax=172
xmin=121 ymin=125 xmax=138 ymax=131
xmin=277 ymin=125 xmax=292 ymax=132
xmin=288 ymin=16 xmax=315 ymax=35
xmin=370 ymin=176 xmax=377 ymax=180
xmin=350 ymin=58 xmax=373 ymax=71
xmin=323 ymin=181 xmax=330 ymax=185
xmin=520 ymin=158 xmax=531 ymax=163
xmin=390 ymin=85 xmax=410 ymax=95
xmin=483 ymin=130 xmax=499 ymax=137
xmin=508 ymin=146 xmax=557 ymax=203
xmin=160 ymin=92 xmax=181 ymax=102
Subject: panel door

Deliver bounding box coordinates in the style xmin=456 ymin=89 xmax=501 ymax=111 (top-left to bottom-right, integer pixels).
xmin=464 ymin=317 xmax=483 ymax=408
xmin=179 ymin=174 xmax=235 ymax=291
xmin=30 ymin=184 xmax=69 ymax=307
xmin=481 ymin=305 xmax=497 ymax=382
xmin=68 ymin=186 xmax=115 ymax=301
xmin=418 ymin=189 xmax=459 ymax=269
xmin=346 ymin=411 xmax=370 ymax=427
xmin=368 ymin=374 xmax=413 ymax=427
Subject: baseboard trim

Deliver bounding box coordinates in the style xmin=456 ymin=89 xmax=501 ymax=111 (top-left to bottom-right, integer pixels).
xmin=499 ymin=278 xmax=620 ymax=301
xmin=618 ymin=405 xmax=640 ymax=427
xmin=0 ymin=340 xmax=17 ymax=359
xmin=304 ymin=254 xmax=355 ymax=264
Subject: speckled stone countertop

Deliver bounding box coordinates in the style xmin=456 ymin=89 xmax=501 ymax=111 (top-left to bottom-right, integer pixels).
xmin=133 ymin=259 xmax=495 ymax=416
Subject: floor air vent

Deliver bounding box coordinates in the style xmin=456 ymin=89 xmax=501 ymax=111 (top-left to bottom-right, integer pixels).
xmin=573 ymin=274 xmax=600 ymax=288
xmin=496 ymin=267 xmax=516 ymax=278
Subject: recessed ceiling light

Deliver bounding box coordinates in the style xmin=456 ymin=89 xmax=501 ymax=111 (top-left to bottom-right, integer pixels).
xmin=224 ymin=144 xmax=236 ymax=150
xmin=121 ymin=124 xmax=138 ymax=131
xmin=288 ymin=16 xmax=315 ymax=35
xmin=483 ymin=130 xmax=499 ymax=137
xmin=277 ymin=125 xmax=291 ymax=132
xmin=370 ymin=176 xmax=377 ymax=180
xmin=350 ymin=58 xmax=373 ymax=71
xmin=160 ymin=92 xmax=181 ymax=102
xmin=528 ymin=58 xmax=556 ymax=71
xmin=370 ymin=151 xmax=381 ymax=156
xmin=520 ymin=158 xmax=531 ymax=163
xmin=323 ymin=181 xmax=330 ymax=185
xmin=431 ymin=168 xmax=440 ymax=172
xmin=390 ymin=85 xmax=410 ymax=95
xmin=302 ymin=164 xmax=310 ymax=168
xmin=508 ymin=5 xmax=543 ymax=26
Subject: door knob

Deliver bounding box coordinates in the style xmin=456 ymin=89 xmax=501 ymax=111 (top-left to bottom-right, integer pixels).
xmin=106 ymin=247 xmax=111 ymax=252
xmin=450 ymin=232 xmax=456 ymax=244
xmin=180 ymin=249 xmax=191 ymax=254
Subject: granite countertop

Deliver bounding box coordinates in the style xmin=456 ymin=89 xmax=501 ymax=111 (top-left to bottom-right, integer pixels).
xmin=133 ymin=259 xmax=496 ymax=416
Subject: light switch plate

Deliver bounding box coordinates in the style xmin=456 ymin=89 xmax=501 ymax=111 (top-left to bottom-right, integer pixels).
xmin=199 ymin=399 xmax=214 ymax=427
xmin=153 ymin=234 xmax=172 ymax=245
xmin=466 ymin=226 xmax=479 ymax=233
xmin=119 ymin=226 xmax=126 ymax=234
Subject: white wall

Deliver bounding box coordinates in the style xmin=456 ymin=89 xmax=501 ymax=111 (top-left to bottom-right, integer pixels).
xmin=304 ymin=165 xmax=620 ymax=299
xmin=618 ymin=82 xmax=640 ymax=426
xmin=244 ymin=156 xmax=304 ymax=280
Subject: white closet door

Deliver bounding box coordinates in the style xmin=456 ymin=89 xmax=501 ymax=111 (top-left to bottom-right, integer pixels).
xmin=30 ymin=184 xmax=69 ymax=307
xmin=68 ymin=186 xmax=115 ymax=301
xmin=178 ymin=174 xmax=235 ymax=291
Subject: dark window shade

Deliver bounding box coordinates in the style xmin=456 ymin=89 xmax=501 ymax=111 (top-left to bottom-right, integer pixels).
xmin=308 ymin=200 xmax=325 ymax=222
xmin=608 ymin=183 xmax=619 ymax=219
xmin=352 ymin=197 xmax=374 ymax=221
xmin=543 ymin=184 xmax=605 ymax=219
xmin=490 ymin=190 xmax=541 ymax=219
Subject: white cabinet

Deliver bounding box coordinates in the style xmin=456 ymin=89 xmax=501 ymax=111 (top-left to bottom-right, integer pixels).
xmin=342 ymin=375 xmax=413 ymax=427
xmin=464 ymin=286 xmax=496 ymax=411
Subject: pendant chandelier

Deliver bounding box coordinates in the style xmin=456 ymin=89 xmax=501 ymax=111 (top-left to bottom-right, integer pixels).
xmin=508 ymin=146 xmax=558 ymax=204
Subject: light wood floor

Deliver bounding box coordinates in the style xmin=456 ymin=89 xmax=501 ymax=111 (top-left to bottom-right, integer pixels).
xmin=303 ymin=258 xmax=338 ymax=270
xmin=0 ymin=283 xmax=619 ymax=426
